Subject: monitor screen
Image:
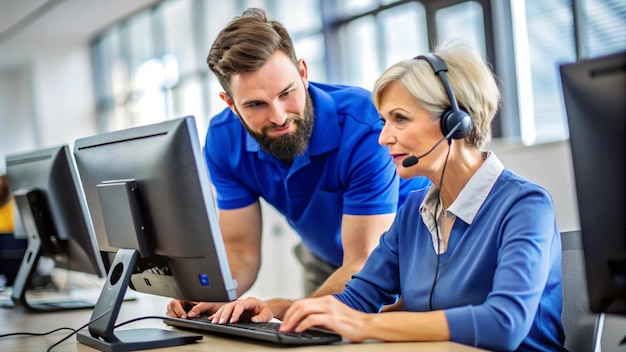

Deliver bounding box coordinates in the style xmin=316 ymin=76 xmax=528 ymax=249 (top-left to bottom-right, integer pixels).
xmin=73 ymin=116 xmax=237 ymax=350
xmin=5 ymin=145 xmax=106 ymax=312
xmin=560 ymin=51 xmax=626 ymax=315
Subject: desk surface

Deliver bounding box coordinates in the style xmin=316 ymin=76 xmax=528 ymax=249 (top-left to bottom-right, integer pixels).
xmin=0 ymin=291 xmax=486 ymax=352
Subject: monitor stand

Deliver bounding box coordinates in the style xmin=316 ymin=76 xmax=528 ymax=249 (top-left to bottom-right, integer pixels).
xmin=77 ymin=248 xmax=202 ymax=352
xmin=8 ymin=189 xmax=94 ymax=312
xmin=78 ymin=179 xmax=201 ymax=351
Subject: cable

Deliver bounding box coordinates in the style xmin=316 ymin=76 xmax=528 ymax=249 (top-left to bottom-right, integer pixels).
xmin=0 ymin=314 xmax=168 ymax=340
xmin=45 ymin=308 xmax=111 ymax=352
xmin=428 ymin=139 xmax=452 ymax=311
xmin=0 ymin=327 xmax=76 ymax=339
xmin=22 ymin=306 xmax=169 ymax=351
xmin=45 ymin=314 xmax=171 ymax=351
xmin=114 ymin=315 xmax=169 ymax=329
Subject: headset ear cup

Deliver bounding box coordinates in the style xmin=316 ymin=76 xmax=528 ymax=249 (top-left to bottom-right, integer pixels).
xmin=441 ymin=109 xmax=472 ymax=139
xmin=416 ymin=53 xmax=473 ymax=140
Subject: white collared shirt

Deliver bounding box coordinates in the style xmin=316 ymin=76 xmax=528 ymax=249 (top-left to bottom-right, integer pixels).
xmin=419 ymin=151 xmax=504 ymax=253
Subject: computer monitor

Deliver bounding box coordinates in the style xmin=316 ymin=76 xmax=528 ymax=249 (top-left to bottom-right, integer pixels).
xmin=560 ymin=51 xmax=626 ymax=315
xmin=73 ymin=116 xmax=237 ymax=351
xmin=4 ymin=145 xmax=107 ymax=312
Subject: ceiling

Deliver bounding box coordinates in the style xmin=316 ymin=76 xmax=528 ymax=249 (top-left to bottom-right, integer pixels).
xmin=0 ymin=0 xmax=161 ymax=70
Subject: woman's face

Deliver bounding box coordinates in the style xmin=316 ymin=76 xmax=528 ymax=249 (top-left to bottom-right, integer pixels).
xmin=378 ymin=80 xmax=446 ymax=180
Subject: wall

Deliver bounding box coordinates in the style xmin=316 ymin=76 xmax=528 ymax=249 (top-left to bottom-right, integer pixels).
xmin=0 ymin=65 xmax=37 ymax=173
xmin=31 ymin=48 xmax=97 ymax=148
xmin=0 ymin=46 xmax=97 ymax=172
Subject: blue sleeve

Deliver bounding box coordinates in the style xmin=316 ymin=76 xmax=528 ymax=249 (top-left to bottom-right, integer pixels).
xmin=334 ymin=204 xmax=410 ymax=310
xmin=445 ymin=183 xmax=559 ymax=351
xmin=340 ymin=114 xmax=400 ymax=216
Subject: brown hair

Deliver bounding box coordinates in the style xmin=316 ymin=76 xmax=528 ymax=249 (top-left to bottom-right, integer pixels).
xmin=207 ymin=8 xmax=298 ymax=95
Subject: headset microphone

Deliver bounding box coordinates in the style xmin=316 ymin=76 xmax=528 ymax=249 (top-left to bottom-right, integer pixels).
xmin=401 ymin=120 xmax=462 ymax=168
xmin=401 ymin=156 xmax=420 ymax=168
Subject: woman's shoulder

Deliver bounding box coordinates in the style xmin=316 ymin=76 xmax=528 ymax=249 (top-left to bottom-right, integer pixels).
xmin=494 ymin=169 xmax=555 ymax=205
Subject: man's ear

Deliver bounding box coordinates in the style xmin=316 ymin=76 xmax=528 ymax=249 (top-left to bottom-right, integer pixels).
xmin=298 ymin=59 xmax=309 ymax=89
xmin=219 ymin=92 xmax=238 ymax=116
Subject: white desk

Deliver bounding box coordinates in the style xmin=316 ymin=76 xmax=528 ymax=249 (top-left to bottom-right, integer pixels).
xmin=0 ymin=292 xmax=486 ymax=352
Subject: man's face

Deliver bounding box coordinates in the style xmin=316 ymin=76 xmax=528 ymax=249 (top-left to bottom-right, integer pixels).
xmin=220 ymin=51 xmax=314 ymax=162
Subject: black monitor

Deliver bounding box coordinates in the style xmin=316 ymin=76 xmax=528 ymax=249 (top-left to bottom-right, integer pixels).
xmin=560 ymin=51 xmax=626 ymax=315
xmin=73 ymin=116 xmax=237 ymax=351
xmin=4 ymin=145 xmax=107 ymax=312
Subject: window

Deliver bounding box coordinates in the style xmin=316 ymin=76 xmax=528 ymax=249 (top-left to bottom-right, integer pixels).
xmin=517 ymin=0 xmax=626 ymax=144
xmin=515 ymin=0 xmax=576 ymax=144
xmin=579 ymin=0 xmax=626 ymax=59
xmin=90 ymin=0 xmax=626 ymax=146
xmin=436 ymin=1 xmax=486 ymax=57
xmin=380 ymin=3 xmax=428 ymax=73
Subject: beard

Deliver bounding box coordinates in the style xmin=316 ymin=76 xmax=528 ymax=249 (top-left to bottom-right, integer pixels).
xmin=243 ymin=93 xmax=315 ymax=163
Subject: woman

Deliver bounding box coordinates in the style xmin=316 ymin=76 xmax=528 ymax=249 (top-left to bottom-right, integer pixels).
xmin=210 ymin=40 xmax=566 ymax=351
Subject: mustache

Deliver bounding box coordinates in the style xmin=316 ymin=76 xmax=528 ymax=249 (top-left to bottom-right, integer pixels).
xmin=262 ymin=117 xmax=296 ymax=133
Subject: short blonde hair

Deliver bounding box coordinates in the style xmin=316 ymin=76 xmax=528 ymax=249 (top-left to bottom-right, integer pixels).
xmin=373 ymin=39 xmax=501 ymax=149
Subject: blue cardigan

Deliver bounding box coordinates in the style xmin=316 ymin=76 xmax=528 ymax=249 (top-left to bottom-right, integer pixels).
xmin=335 ymin=168 xmax=566 ymax=351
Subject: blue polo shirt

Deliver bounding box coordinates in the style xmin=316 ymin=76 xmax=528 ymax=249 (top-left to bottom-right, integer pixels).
xmin=204 ymin=82 xmax=429 ymax=266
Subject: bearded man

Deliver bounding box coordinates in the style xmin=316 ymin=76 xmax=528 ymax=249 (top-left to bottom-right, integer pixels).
xmin=166 ymin=8 xmax=429 ymax=321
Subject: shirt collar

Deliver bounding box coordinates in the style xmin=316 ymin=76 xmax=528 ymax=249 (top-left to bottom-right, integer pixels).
xmin=420 ymin=151 xmax=504 ymax=224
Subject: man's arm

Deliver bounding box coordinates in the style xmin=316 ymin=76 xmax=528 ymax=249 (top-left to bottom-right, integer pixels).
xmin=218 ymin=202 xmax=263 ymax=296
xmin=312 ymin=213 xmax=395 ymax=296
xmin=267 ymin=213 xmax=395 ymax=319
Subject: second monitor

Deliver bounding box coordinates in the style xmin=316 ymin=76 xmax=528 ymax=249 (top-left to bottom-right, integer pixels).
xmin=5 ymin=145 xmax=106 ymax=312
xmin=73 ymin=116 xmax=237 ymax=351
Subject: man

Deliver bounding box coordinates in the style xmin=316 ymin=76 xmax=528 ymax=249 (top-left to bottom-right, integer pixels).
xmin=167 ymin=8 xmax=429 ymax=320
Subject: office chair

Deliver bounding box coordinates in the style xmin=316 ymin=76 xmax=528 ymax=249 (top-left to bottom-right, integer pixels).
xmin=561 ymin=230 xmax=603 ymax=352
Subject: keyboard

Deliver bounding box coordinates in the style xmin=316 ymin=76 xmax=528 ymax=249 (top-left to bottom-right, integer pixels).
xmin=164 ymin=315 xmax=342 ymax=346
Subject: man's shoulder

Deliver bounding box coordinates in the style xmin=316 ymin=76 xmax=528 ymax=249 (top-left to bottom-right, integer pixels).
xmin=310 ymin=82 xmax=372 ymax=105
xmin=207 ymin=108 xmax=247 ymax=141
xmin=310 ymin=81 xmax=371 ymax=95
xmin=209 ymin=107 xmax=239 ymax=128
xmin=205 ymin=108 xmax=245 ymax=150
xmin=310 ymin=82 xmax=378 ymax=128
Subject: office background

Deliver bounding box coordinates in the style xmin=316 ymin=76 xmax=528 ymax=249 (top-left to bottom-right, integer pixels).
xmin=0 ymin=0 xmax=625 ymax=310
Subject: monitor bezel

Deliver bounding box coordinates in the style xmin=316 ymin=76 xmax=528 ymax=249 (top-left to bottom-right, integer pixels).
xmin=561 ymin=51 xmax=626 ymax=315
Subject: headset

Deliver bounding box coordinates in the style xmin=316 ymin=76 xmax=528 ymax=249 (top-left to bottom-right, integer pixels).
xmin=401 ymin=54 xmax=473 ymax=169
xmin=415 ymin=53 xmax=472 ymax=140
xmin=411 ymin=54 xmax=473 ymax=310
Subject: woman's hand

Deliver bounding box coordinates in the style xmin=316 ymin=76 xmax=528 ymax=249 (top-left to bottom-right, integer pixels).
xmin=280 ymin=295 xmax=370 ymax=342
